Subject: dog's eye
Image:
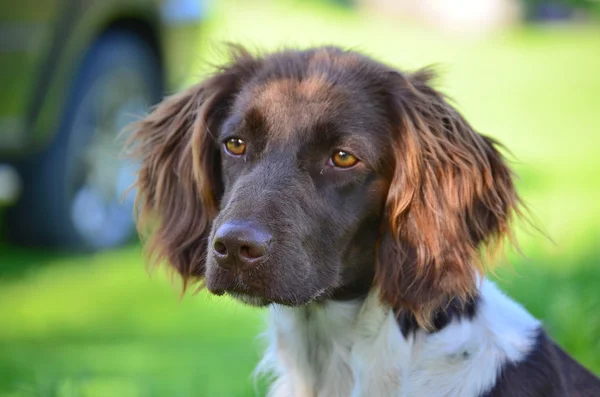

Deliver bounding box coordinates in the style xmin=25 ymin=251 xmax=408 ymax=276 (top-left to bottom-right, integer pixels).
xmin=224 ymin=138 xmax=246 ymax=156
xmin=330 ymin=150 xmax=359 ymax=169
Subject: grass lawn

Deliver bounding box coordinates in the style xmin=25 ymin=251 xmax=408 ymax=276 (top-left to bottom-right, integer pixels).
xmin=1 ymin=0 xmax=599 ymax=395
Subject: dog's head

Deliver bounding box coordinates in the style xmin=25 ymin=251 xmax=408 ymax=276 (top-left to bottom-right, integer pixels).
xmin=130 ymin=46 xmax=520 ymax=327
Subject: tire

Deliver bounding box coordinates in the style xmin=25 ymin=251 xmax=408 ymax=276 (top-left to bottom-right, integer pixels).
xmin=6 ymin=30 xmax=162 ymax=250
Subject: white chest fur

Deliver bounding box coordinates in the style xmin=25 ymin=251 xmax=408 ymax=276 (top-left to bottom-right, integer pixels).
xmin=256 ymin=280 xmax=540 ymax=397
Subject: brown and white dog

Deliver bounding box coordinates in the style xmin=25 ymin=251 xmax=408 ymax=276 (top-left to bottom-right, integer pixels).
xmin=129 ymin=46 xmax=600 ymax=396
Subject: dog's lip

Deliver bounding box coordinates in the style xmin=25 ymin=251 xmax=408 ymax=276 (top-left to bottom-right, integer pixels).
xmin=213 ymin=282 xmax=316 ymax=307
xmin=206 ymin=273 xmax=267 ymax=300
xmin=206 ymin=262 xmax=330 ymax=306
xmin=207 ymin=285 xmax=270 ymax=305
xmin=206 ymin=271 xmax=332 ymax=306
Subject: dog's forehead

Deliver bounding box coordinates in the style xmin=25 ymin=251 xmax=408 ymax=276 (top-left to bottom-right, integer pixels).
xmin=238 ymin=76 xmax=351 ymax=143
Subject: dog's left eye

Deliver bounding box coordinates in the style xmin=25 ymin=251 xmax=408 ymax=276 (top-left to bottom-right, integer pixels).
xmin=224 ymin=138 xmax=246 ymax=156
xmin=329 ymin=150 xmax=359 ymax=169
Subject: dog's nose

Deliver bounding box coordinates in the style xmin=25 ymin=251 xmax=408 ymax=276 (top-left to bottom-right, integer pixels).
xmin=212 ymin=222 xmax=271 ymax=270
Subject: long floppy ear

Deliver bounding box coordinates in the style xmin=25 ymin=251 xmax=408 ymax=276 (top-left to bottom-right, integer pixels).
xmin=376 ymin=68 xmax=521 ymax=328
xmin=127 ymin=47 xmax=260 ymax=288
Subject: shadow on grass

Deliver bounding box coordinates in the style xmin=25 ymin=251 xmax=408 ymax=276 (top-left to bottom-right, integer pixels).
xmin=0 ymin=243 xmax=87 ymax=281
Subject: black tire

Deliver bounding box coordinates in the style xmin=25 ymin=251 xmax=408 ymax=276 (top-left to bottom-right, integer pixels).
xmin=6 ymin=30 xmax=162 ymax=250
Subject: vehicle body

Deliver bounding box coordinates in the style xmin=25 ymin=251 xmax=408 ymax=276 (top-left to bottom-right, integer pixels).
xmin=0 ymin=0 xmax=206 ymax=249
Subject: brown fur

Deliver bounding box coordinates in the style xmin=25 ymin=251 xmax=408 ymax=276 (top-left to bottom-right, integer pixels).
xmin=127 ymin=45 xmax=520 ymax=327
xmin=376 ymin=68 xmax=521 ymax=328
xmin=127 ymin=46 xmax=262 ymax=287
xmin=126 ymin=46 xmax=600 ymax=395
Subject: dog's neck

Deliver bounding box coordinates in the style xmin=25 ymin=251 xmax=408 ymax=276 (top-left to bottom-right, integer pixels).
xmin=258 ymin=289 xmax=399 ymax=396
xmin=257 ymin=279 xmax=541 ymax=397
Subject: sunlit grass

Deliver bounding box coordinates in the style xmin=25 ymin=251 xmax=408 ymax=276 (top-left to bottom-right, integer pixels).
xmin=1 ymin=0 xmax=599 ymax=395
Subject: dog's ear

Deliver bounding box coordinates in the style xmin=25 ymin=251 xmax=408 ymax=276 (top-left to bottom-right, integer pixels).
xmin=376 ymin=68 xmax=521 ymax=328
xmin=127 ymin=47 xmax=260 ymax=288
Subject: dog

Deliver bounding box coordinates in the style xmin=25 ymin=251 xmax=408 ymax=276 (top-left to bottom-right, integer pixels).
xmin=129 ymin=46 xmax=600 ymax=396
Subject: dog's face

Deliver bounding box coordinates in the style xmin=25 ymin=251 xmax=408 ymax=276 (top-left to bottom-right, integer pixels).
xmin=206 ymin=70 xmax=393 ymax=306
xmin=130 ymin=46 xmax=520 ymax=326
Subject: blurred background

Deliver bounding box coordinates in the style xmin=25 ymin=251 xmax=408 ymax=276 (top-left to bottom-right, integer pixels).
xmin=0 ymin=0 xmax=599 ymax=395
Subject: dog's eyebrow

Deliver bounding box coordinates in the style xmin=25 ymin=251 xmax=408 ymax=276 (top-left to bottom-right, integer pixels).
xmin=219 ymin=115 xmax=242 ymax=139
xmin=312 ymin=122 xmax=382 ymax=167
xmin=219 ymin=108 xmax=267 ymax=140
xmin=243 ymin=107 xmax=268 ymax=135
xmin=334 ymin=133 xmax=381 ymax=168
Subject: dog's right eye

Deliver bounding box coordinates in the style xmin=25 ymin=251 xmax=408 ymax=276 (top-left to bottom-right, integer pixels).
xmin=329 ymin=150 xmax=360 ymax=169
xmin=224 ymin=138 xmax=247 ymax=156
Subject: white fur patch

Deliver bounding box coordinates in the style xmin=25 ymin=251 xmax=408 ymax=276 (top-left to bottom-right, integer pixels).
xmin=255 ymin=279 xmax=540 ymax=397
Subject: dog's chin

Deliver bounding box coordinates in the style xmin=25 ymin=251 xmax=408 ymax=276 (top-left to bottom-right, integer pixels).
xmin=227 ymin=292 xmax=271 ymax=307
xmin=208 ymin=282 xmax=331 ymax=307
xmin=205 ymin=261 xmax=332 ymax=307
xmin=226 ymin=287 xmax=330 ymax=307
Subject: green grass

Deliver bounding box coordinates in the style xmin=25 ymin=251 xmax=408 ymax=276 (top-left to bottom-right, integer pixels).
xmin=1 ymin=0 xmax=599 ymax=395
xmin=0 ymin=245 xmax=267 ymax=396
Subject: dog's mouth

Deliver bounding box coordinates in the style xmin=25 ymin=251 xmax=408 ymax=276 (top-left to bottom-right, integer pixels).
xmin=207 ymin=265 xmax=330 ymax=307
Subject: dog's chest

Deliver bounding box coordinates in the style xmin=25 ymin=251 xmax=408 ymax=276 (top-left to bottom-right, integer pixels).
xmin=261 ymin=293 xmax=408 ymax=397
xmin=258 ymin=281 xmax=540 ymax=397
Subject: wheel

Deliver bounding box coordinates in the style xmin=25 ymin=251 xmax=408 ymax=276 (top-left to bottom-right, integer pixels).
xmin=6 ymin=30 xmax=162 ymax=250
